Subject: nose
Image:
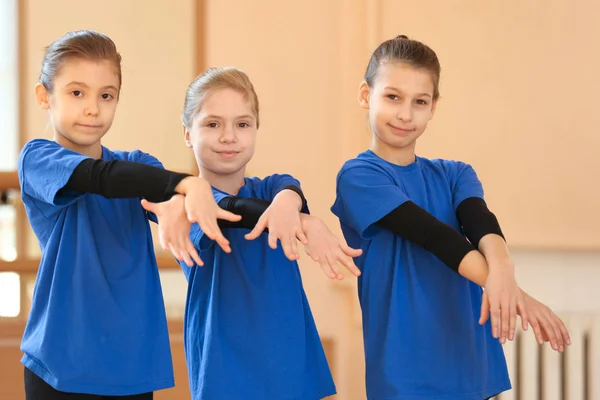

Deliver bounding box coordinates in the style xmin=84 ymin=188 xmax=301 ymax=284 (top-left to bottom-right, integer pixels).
xmin=219 ymin=123 xmax=238 ymax=144
xmin=396 ymin=103 xmax=412 ymax=122
xmin=84 ymin=99 xmax=99 ymax=117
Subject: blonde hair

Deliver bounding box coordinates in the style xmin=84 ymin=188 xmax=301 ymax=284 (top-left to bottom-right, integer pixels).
xmin=181 ymin=67 xmax=260 ymax=129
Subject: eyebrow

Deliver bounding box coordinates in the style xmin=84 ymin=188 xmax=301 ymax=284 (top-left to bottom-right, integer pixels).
xmin=384 ymin=86 xmax=432 ymax=98
xmin=65 ymin=81 xmax=119 ymax=92
xmin=202 ymin=114 xmax=256 ymax=120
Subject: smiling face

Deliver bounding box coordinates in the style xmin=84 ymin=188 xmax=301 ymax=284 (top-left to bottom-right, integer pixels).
xmin=359 ymin=61 xmax=437 ymax=162
xmin=184 ymin=87 xmax=257 ymax=180
xmin=35 ymin=57 xmax=120 ymax=156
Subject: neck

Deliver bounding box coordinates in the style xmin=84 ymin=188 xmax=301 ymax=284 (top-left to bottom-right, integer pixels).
xmin=54 ymin=132 xmax=103 ymax=159
xmin=370 ymin=137 xmax=417 ymax=166
xmin=199 ymin=166 xmax=247 ymax=195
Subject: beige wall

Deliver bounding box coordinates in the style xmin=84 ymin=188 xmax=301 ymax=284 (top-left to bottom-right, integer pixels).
xmin=379 ymin=0 xmax=600 ymax=250
xmin=204 ymin=1 xmax=372 ymax=397
xmin=23 ymin=0 xmax=197 ymax=257
xmin=23 ymin=0 xmax=197 ymax=171
xmin=11 ymin=1 xmax=600 ymax=399
xmin=209 ymin=0 xmax=600 ymax=251
xmin=204 ymin=1 xmax=600 ymax=398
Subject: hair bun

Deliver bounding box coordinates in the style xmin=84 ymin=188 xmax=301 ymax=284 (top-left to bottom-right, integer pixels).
xmin=395 ymin=35 xmax=409 ymax=40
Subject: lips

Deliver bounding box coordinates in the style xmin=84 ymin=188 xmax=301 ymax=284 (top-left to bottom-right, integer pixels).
xmin=388 ymin=124 xmax=414 ymax=136
xmin=216 ymin=150 xmax=240 ymax=159
xmin=77 ymin=123 xmax=102 ymax=129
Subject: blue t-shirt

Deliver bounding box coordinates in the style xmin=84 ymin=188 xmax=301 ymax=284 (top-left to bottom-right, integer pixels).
xmin=331 ymin=150 xmax=510 ymax=400
xmin=180 ymin=175 xmax=335 ymax=400
xmin=18 ymin=139 xmax=173 ymax=395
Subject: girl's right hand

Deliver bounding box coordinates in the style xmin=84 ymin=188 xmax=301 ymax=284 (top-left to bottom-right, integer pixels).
xmin=480 ymin=289 xmax=571 ymax=352
xmin=141 ymin=195 xmax=202 ymax=267
xmin=176 ymin=177 xmax=241 ymax=253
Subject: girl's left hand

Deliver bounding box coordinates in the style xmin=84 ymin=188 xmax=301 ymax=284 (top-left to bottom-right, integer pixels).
xmin=244 ymin=189 xmax=308 ymax=261
xmin=300 ymin=214 xmax=362 ymax=280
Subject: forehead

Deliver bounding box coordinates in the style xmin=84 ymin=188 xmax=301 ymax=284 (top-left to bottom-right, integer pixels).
xmin=374 ymin=61 xmax=434 ymax=95
xmin=53 ymin=58 xmax=120 ymax=87
xmin=198 ymin=87 xmax=255 ymax=117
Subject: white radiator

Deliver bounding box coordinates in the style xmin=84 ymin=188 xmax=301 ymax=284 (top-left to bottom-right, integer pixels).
xmin=494 ymin=314 xmax=600 ymax=400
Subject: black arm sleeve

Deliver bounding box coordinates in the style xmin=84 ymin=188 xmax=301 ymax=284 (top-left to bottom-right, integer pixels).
xmin=456 ymin=197 xmax=505 ymax=248
xmin=217 ymin=196 xmax=271 ymax=230
xmin=376 ymin=201 xmax=476 ymax=272
xmin=281 ymin=185 xmax=308 ymax=213
xmin=63 ymin=158 xmax=191 ymax=203
xmin=215 ymin=185 xmax=308 ymax=230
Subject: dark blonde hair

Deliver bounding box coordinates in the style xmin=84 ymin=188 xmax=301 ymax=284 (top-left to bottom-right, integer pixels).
xmin=40 ymin=30 xmax=122 ymax=93
xmin=182 ymin=67 xmax=260 ymax=129
xmin=364 ymin=35 xmax=441 ymax=100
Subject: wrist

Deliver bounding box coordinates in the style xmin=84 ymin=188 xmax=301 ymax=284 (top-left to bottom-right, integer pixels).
xmin=458 ymin=250 xmax=489 ymax=287
xmin=488 ymin=258 xmax=515 ymax=273
xmin=275 ymin=189 xmax=303 ymax=211
xmin=175 ymin=176 xmax=205 ymax=195
xmin=300 ymin=213 xmax=315 ymax=227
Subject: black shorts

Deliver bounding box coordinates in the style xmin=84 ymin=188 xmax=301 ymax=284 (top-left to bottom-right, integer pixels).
xmin=24 ymin=367 xmax=153 ymax=400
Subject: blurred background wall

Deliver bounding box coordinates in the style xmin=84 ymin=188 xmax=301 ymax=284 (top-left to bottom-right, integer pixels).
xmin=1 ymin=1 xmax=599 ymax=399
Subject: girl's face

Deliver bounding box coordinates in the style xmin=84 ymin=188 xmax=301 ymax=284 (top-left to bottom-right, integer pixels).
xmin=35 ymin=58 xmax=120 ymax=155
xmin=184 ymin=87 xmax=257 ymax=178
xmin=359 ymin=61 xmax=437 ymax=157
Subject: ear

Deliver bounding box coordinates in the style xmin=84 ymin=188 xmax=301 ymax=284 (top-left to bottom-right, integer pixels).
xmin=183 ymin=125 xmax=193 ymax=148
xmin=358 ymin=81 xmax=370 ymax=110
xmin=35 ymin=83 xmax=50 ymax=110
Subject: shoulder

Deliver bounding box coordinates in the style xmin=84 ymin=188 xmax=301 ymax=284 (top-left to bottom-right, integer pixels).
xmin=19 ymin=139 xmax=62 ymax=160
xmin=421 ymin=157 xmax=476 ymax=180
xmin=337 ymin=152 xmax=395 ymax=184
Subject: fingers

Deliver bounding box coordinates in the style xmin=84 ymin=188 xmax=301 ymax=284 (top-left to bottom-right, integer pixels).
xmin=169 ymin=235 xmax=195 ymax=267
xmin=198 ymin=218 xmax=231 ymax=253
xmin=508 ymin=299 xmax=517 ymax=341
xmin=168 ymin=243 xmax=183 ymax=263
xmin=545 ymin=311 xmax=565 ymax=352
xmin=490 ymin=299 xmax=501 ymax=339
xmin=338 ymin=251 xmax=361 ymax=276
xmin=517 ymin=300 xmax=529 ymax=331
xmin=185 ymin=238 xmax=204 ymax=267
xmin=217 ymin=208 xmax=242 ymax=222
xmin=500 ymin=297 xmax=510 ymax=344
xmin=179 ymin=242 xmax=194 ymax=267
xmin=557 ymin=316 xmax=571 ymax=346
xmin=296 ymin=228 xmax=309 ymax=246
xmin=268 ymin=230 xmax=278 ymax=250
xmin=141 ymin=199 xmax=159 ymax=214
xmin=319 ymin=258 xmax=337 ymax=280
xmin=289 ymin=233 xmax=300 ymax=260
xmin=538 ymin=314 xmax=559 ymax=351
xmin=244 ymin=217 xmax=267 ymax=241
xmin=326 ymin=255 xmax=344 ymax=280
xmin=279 ymin=234 xmax=297 ymax=261
xmin=213 ymin=229 xmax=232 ymax=253
xmin=479 ymin=292 xmax=490 ymax=325
xmin=340 ymin=242 xmax=363 ymax=258
xmin=529 ymin=318 xmax=545 ymax=345
xmin=304 ymin=246 xmax=319 ymax=262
